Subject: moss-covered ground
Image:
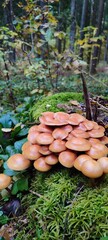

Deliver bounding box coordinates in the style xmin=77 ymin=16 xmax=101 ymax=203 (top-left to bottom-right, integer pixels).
xmin=15 ymin=167 xmax=108 ymax=240
xmin=31 ymin=92 xmax=83 ymax=122
xmin=14 ymin=91 xmax=108 ymax=240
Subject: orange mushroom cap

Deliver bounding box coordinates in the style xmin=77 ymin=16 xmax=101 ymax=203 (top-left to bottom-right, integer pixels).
xmin=27 ymin=131 xmax=40 ymax=144
xmin=88 ymin=138 xmax=101 ymax=146
xmin=86 ymin=143 xmax=108 ymax=159
xmin=7 ymin=154 xmax=30 ymax=171
xmin=82 ymin=120 xmax=95 ymax=130
xmin=66 ymin=137 xmax=91 ymax=151
xmin=42 ymin=112 xmax=54 ymax=121
xmin=74 ymin=154 xmax=93 ymax=171
xmin=97 ymin=157 xmax=108 ymax=173
xmin=88 ymin=129 xmax=104 ymax=138
xmin=59 ymin=150 xmax=77 ymax=168
xmin=54 ymin=112 xmax=69 ymax=122
xmin=39 ymin=145 xmax=51 ymax=155
xmin=49 ymin=139 xmax=66 ymax=152
xmin=72 ymin=129 xmax=89 ymax=138
xmin=39 ymin=116 xmax=68 ymax=126
xmin=68 ymin=113 xmax=85 ymax=125
xmin=22 ymin=141 xmax=31 ymax=152
xmin=81 ymin=159 xmax=103 ymax=178
xmin=52 ymin=128 xmax=69 ymax=140
xmin=45 ymin=154 xmax=59 ymax=165
xmin=34 ymin=157 xmax=52 ymax=172
xmin=0 ymin=174 xmax=11 ymax=190
xmin=29 ymin=125 xmax=39 ymax=133
xmin=36 ymin=132 xmax=54 ymax=145
xmin=22 ymin=144 xmax=41 ymax=160
xmin=61 ymin=124 xmax=73 ymax=133
xmin=37 ymin=123 xmax=53 ymax=133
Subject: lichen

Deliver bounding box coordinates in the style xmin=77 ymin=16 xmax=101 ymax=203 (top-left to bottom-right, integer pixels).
xmin=31 ymin=92 xmax=83 ymax=122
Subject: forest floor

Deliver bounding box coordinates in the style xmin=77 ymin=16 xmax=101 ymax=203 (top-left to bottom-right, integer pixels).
xmin=0 ymin=72 xmax=108 ymax=240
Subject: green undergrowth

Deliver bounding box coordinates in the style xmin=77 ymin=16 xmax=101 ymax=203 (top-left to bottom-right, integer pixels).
xmin=31 ymin=92 xmax=83 ymax=122
xmin=15 ymin=167 xmax=108 ymax=240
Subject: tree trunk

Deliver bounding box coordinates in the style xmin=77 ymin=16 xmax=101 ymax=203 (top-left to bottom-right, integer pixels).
xmin=79 ymin=0 xmax=89 ymax=59
xmin=70 ymin=0 xmax=76 ymax=51
xmin=57 ymin=1 xmax=62 ymax=53
xmin=4 ymin=0 xmax=16 ymax=63
xmin=104 ymin=35 xmax=108 ymax=63
xmin=90 ymin=0 xmax=105 ymax=74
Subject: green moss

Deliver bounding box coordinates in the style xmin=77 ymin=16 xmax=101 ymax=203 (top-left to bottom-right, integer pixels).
xmin=31 ymin=92 xmax=83 ymax=122
xmin=15 ymin=168 xmax=108 ymax=240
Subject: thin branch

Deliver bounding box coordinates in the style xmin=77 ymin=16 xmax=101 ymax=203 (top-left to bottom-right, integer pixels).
xmin=90 ymin=99 xmax=108 ymax=113
xmin=80 ymin=72 xmax=92 ymax=120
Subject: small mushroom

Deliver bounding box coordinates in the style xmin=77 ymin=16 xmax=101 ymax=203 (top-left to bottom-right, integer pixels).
xmin=42 ymin=112 xmax=54 ymax=121
xmin=45 ymin=154 xmax=59 ymax=165
xmin=36 ymin=132 xmax=54 ymax=145
xmin=22 ymin=141 xmax=31 ymax=152
xmin=59 ymin=150 xmax=77 ymax=168
xmin=40 ymin=116 xmax=68 ymax=126
xmin=54 ymin=112 xmax=69 ymax=122
xmin=22 ymin=144 xmax=41 ymax=160
xmin=7 ymin=154 xmax=30 ymax=171
xmin=74 ymin=122 xmax=87 ymax=131
xmin=37 ymin=123 xmax=53 ymax=133
xmin=61 ymin=124 xmax=73 ymax=133
xmin=72 ymin=129 xmax=89 ymax=138
xmin=28 ymin=131 xmax=40 ymax=144
xmin=0 ymin=174 xmax=11 ymax=190
xmin=49 ymin=139 xmax=66 ymax=152
xmin=66 ymin=137 xmax=91 ymax=151
xmin=88 ymin=126 xmax=105 ymax=138
xmin=29 ymin=125 xmax=39 ymax=133
xmin=74 ymin=154 xmax=93 ymax=171
xmin=68 ymin=113 xmax=85 ymax=125
xmin=88 ymin=138 xmax=101 ymax=145
xmin=81 ymin=159 xmax=103 ymax=178
xmin=34 ymin=157 xmax=52 ymax=172
xmin=52 ymin=127 xmax=69 ymax=140
xmin=97 ymin=157 xmax=108 ymax=173
xmin=39 ymin=146 xmax=51 ymax=155
xmin=82 ymin=120 xmax=95 ymax=130
xmin=86 ymin=143 xmax=108 ymax=159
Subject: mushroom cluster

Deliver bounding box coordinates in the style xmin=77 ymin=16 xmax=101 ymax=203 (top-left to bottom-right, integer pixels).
xmin=4 ymin=112 xmax=108 ymax=189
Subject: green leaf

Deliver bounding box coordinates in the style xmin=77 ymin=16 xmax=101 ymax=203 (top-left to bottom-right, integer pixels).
xmin=14 ymin=138 xmax=27 ymax=152
xmin=0 ymin=154 xmax=9 ymax=161
xmin=0 ymin=114 xmax=12 ymax=128
xmin=11 ymin=177 xmax=29 ymax=195
xmin=0 ymin=211 xmax=3 ymax=216
xmin=0 ymin=215 xmax=9 ymax=225
xmin=11 ymin=125 xmax=21 ymax=138
xmin=3 ymin=168 xmax=18 ymax=176
xmin=5 ymin=145 xmax=17 ymax=156
xmin=100 ymin=237 xmax=108 ymax=240
xmin=17 ymin=128 xmax=28 ymax=137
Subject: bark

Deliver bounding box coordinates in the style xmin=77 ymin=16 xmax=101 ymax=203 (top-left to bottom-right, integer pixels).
xmin=80 ymin=0 xmax=89 ymax=59
xmin=57 ymin=1 xmax=62 ymax=53
xmin=104 ymin=35 xmax=108 ymax=63
xmin=90 ymin=0 xmax=105 ymax=74
xmin=4 ymin=0 xmax=16 ymax=63
xmin=70 ymin=0 xmax=76 ymax=51
xmin=90 ymin=0 xmax=98 ymax=26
